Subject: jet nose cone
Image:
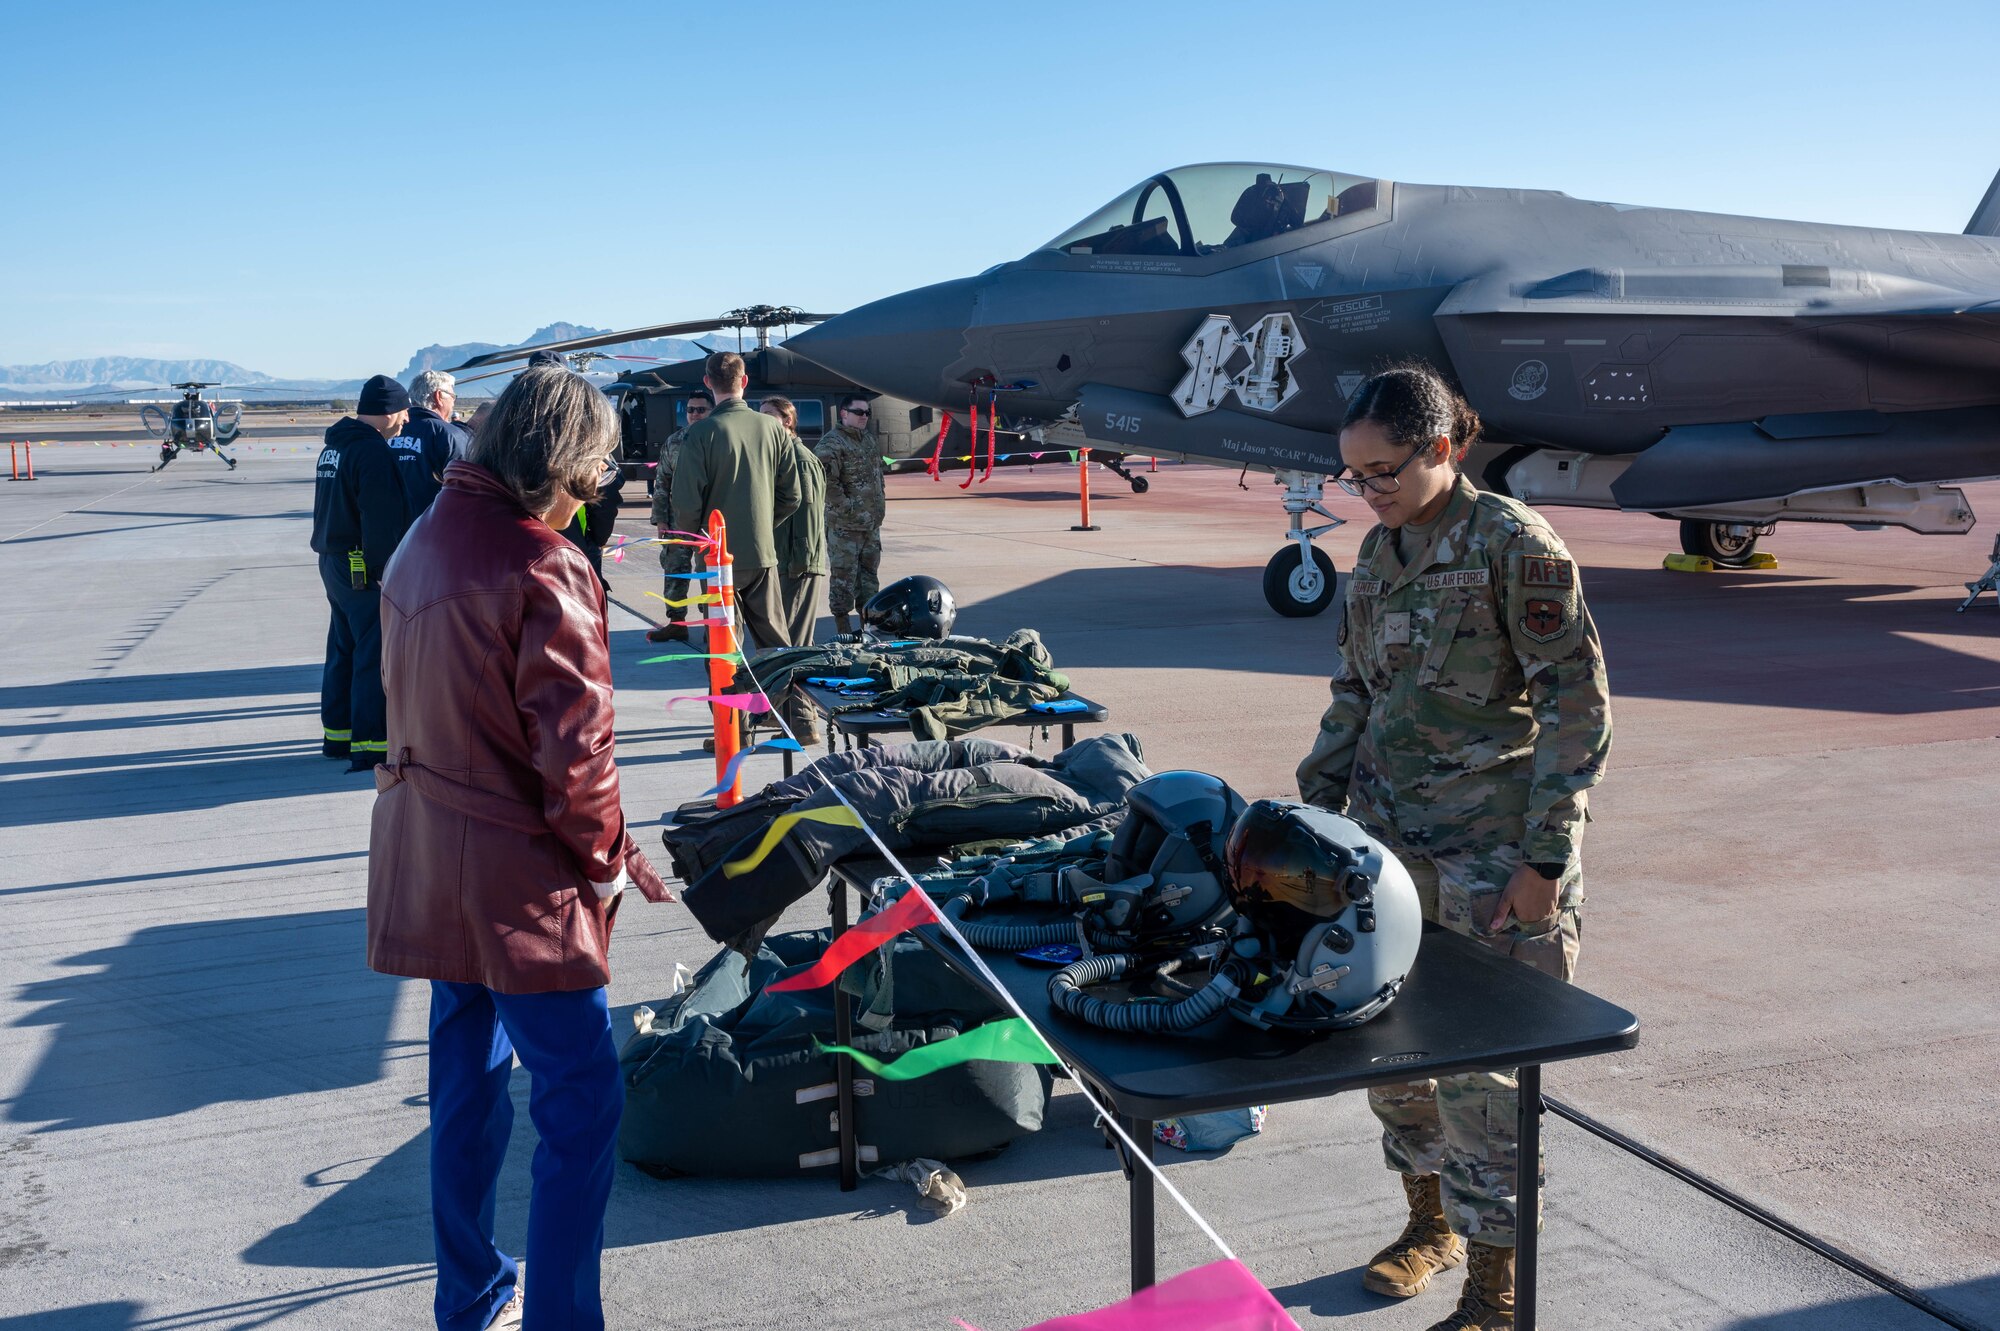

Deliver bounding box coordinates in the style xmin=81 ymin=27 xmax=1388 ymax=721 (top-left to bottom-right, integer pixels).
xmin=789 ymin=276 xmax=977 ymax=406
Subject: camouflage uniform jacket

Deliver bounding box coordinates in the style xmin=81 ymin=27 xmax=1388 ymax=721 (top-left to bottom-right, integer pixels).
xmin=775 ymin=433 xmax=829 ymax=577
xmin=649 ymin=427 xmax=692 ymax=530
xmin=814 ymin=425 xmax=886 ymax=532
xmin=1296 ymin=475 xmax=1611 ymax=869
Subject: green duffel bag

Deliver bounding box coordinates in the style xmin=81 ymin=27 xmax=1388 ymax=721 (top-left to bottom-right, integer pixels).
xmin=618 ymin=928 xmax=1052 ymax=1178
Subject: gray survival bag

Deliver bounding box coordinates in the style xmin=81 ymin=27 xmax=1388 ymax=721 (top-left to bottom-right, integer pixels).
xmin=618 ymin=928 xmax=1051 ymax=1178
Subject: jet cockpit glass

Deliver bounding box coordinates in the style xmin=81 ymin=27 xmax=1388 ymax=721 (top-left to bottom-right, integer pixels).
xmin=1041 ymin=163 xmax=1378 ymax=259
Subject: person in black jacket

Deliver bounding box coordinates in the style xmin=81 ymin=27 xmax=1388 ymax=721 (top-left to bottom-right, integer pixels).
xmin=310 ymin=374 xmax=412 ymax=771
xmin=394 ymin=369 xmax=468 ymax=515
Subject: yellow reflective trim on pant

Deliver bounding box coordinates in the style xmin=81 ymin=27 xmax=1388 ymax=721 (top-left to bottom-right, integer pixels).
xmin=349 ymin=740 xmax=388 ymax=753
xmin=323 ymin=727 xmax=352 ymax=741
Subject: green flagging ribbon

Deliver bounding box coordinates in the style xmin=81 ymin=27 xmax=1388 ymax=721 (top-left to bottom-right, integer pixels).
xmin=819 ymin=1018 xmax=1060 ymax=1081
xmin=639 ymin=650 xmax=743 ymax=666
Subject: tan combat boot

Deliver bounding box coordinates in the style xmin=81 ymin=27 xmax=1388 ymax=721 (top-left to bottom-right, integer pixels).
xmin=1424 ymin=1240 xmax=1514 ymax=1330
xmin=1363 ymin=1172 xmax=1466 ymax=1298
xmin=834 ymin=612 xmax=854 ymax=636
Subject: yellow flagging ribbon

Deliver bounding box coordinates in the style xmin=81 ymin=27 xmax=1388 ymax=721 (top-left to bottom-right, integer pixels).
xmin=648 ymin=591 xmax=723 ymax=608
xmin=722 ymin=806 xmax=865 ymax=878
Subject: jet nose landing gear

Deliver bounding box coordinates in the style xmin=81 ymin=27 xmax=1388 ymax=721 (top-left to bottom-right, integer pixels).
xmin=1263 ymin=470 xmax=1344 ymax=617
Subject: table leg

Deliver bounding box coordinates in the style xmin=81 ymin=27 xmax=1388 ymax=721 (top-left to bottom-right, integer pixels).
xmin=1117 ymin=1112 xmax=1156 ymax=1292
xmin=1517 ymin=1063 xmax=1541 ymax=1331
xmin=831 ymin=875 xmax=858 ymax=1193
xmin=1062 ymin=722 xmax=1075 ymax=749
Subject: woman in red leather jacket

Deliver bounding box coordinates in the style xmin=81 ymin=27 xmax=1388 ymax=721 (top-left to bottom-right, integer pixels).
xmin=367 ymin=365 xmax=670 ymax=1331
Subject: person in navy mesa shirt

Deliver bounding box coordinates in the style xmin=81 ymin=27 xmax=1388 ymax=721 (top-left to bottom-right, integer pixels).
xmin=309 ymin=373 xmax=412 ymax=771
xmin=394 ymin=369 xmax=470 ymax=515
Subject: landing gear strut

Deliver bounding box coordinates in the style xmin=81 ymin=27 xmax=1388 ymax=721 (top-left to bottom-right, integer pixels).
xmin=1091 ymin=450 xmax=1150 ymax=494
xmin=1679 ymin=519 xmax=1769 ymax=567
xmin=1262 ymin=470 xmax=1344 ymax=617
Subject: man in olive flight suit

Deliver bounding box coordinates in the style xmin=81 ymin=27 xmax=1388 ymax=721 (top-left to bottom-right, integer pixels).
xmin=814 ymin=392 xmax=886 ymax=635
xmin=669 ymin=354 xmax=799 ymax=653
xmin=1297 ymin=471 xmax=1612 ymax=1328
xmin=647 ymin=389 xmax=712 ymax=643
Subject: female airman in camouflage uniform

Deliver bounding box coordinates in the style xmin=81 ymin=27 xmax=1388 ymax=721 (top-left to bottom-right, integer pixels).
xmin=1297 ymin=364 xmax=1612 ymax=1331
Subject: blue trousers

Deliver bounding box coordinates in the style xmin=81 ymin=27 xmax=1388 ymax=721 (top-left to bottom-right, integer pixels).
xmin=428 ymin=981 xmax=622 ymax=1331
xmin=318 ymin=553 xmax=385 ymax=758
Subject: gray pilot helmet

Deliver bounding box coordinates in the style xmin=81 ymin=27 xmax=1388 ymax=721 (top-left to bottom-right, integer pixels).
xmin=1075 ymin=770 xmax=1247 ymax=945
xmin=1223 ymin=799 xmax=1422 ymax=1030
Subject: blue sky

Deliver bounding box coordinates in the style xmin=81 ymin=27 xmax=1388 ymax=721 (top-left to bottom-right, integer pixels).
xmin=3 ymin=0 xmax=1997 ymax=377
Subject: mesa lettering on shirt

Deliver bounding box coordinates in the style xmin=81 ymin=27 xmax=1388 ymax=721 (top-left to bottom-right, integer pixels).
xmin=389 ymin=436 xmax=423 ymax=456
xmin=316 ymin=447 xmax=341 ymax=472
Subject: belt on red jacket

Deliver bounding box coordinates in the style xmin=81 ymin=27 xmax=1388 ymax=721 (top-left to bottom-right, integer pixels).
xmin=375 ymin=750 xmax=548 ymax=836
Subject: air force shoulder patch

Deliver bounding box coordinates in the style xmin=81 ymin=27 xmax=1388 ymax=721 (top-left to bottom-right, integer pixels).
xmin=1521 ymin=556 xmax=1574 ymax=588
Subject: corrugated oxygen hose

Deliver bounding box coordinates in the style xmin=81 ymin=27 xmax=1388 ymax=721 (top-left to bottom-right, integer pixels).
xmin=1048 ymin=953 xmax=1237 ymax=1034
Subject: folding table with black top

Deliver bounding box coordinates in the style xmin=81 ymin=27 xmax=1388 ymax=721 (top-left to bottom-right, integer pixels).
xmin=821 ymin=864 xmax=1637 ymax=1331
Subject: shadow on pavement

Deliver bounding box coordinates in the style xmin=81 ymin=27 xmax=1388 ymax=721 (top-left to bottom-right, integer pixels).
xmin=1726 ymin=1274 xmax=2000 ymax=1331
xmin=0 ymin=664 xmax=319 ymax=712
xmin=6 ymin=909 xmax=409 ymax=1131
xmin=246 ymin=1084 xmax=1162 ymax=1267
xmin=959 ymin=563 xmax=2000 ymax=715
xmin=0 ymin=1303 xmax=142 ymax=1330
xmin=0 ymin=743 xmax=345 ymax=827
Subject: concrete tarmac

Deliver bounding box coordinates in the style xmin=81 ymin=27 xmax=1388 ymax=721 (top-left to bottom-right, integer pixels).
xmin=2 ymin=444 xmax=1995 ymax=1329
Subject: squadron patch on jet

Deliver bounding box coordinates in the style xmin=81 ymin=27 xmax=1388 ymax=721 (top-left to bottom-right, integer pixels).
xmin=1508 ymin=360 xmax=1550 ymax=401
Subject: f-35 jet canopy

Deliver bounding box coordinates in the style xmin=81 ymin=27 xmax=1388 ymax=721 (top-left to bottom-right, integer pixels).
xmin=1040 ymin=163 xmax=1381 ymax=258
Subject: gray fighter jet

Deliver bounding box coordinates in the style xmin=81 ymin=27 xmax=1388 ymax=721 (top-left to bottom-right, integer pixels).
xmin=789 ymin=162 xmax=2000 ymax=615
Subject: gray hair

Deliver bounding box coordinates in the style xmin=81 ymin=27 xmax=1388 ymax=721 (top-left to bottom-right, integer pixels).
xmin=465 ymin=366 xmax=616 ymax=515
xmin=410 ymin=368 xmax=456 ymax=406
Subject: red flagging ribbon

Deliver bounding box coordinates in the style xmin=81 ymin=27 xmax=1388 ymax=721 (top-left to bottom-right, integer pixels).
xmin=959 ymin=397 xmax=980 ymax=490
xmin=766 ymin=890 xmax=938 ymax=992
xmin=929 ymin=413 xmax=951 ymax=481
xmin=981 ymin=388 xmax=997 ymax=483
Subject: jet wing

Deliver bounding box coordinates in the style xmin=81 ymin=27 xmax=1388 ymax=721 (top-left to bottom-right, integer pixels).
xmin=1610 ymin=407 xmax=2000 ymax=510
xmin=1077 ymin=384 xmax=1342 ymax=473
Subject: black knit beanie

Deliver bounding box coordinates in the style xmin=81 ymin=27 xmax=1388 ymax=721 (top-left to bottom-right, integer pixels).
xmin=358 ymin=374 xmax=411 ymax=415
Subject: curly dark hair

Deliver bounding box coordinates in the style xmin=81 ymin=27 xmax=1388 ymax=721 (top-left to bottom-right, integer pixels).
xmin=1339 ymin=361 xmax=1482 ymax=464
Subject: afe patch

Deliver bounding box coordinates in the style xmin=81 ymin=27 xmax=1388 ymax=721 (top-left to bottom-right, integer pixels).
xmin=1520 ymin=598 xmax=1568 ymax=642
xmin=1521 ymin=556 xmax=1575 ymax=589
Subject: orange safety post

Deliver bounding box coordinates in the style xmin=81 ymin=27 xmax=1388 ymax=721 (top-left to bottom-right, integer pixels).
xmin=25 ymin=443 xmax=35 ymax=481
xmin=9 ymin=444 xmax=17 ymax=482
xmin=1071 ymin=451 xmax=1099 ymax=532
xmin=705 ymin=510 xmax=745 ymax=807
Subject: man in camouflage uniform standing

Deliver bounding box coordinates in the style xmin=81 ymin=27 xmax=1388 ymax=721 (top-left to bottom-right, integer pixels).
xmin=1297 ymin=366 xmax=1611 ymax=1331
xmin=815 ymin=393 xmax=885 ymax=635
xmin=647 ymin=389 xmax=712 ymax=643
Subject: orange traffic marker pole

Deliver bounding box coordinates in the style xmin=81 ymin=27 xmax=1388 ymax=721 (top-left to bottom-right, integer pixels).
xmin=705 ymin=510 xmax=744 ymax=807
xmin=9 ymin=444 xmax=17 ymax=482
xmin=25 ymin=443 xmax=34 ymax=481
xmin=1071 ymin=452 xmax=1099 ymax=532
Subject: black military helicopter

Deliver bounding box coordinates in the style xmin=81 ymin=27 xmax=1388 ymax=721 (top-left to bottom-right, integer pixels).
xmin=447 ymin=305 xmax=1153 ymax=494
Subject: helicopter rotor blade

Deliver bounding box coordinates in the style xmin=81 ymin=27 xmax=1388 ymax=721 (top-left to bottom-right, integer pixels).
xmin=449 ymin=318 xmax=738 ymax=371
xmin=447 ymin=308 xmax=838 ymax=372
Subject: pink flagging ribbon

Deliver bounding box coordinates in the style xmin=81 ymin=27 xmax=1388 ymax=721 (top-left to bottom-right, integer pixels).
xmin=958 ymin=1259 xmax=1301 ymax=1331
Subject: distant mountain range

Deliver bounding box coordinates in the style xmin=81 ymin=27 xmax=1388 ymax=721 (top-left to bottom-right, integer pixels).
xmin=0 ymin=323 xmax=725 ymax=401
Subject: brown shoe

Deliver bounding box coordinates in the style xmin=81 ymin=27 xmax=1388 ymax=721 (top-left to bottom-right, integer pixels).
xmin=1363 ymin=1173 xmax=1466 ymax=1299
xmin=833 ymin=612 xmax=854 ymax=636
xmin=1423 ymin=1240 xmax=1513 ymax=1330
xmin=647 ymin=623 xmax=690 ymax=643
